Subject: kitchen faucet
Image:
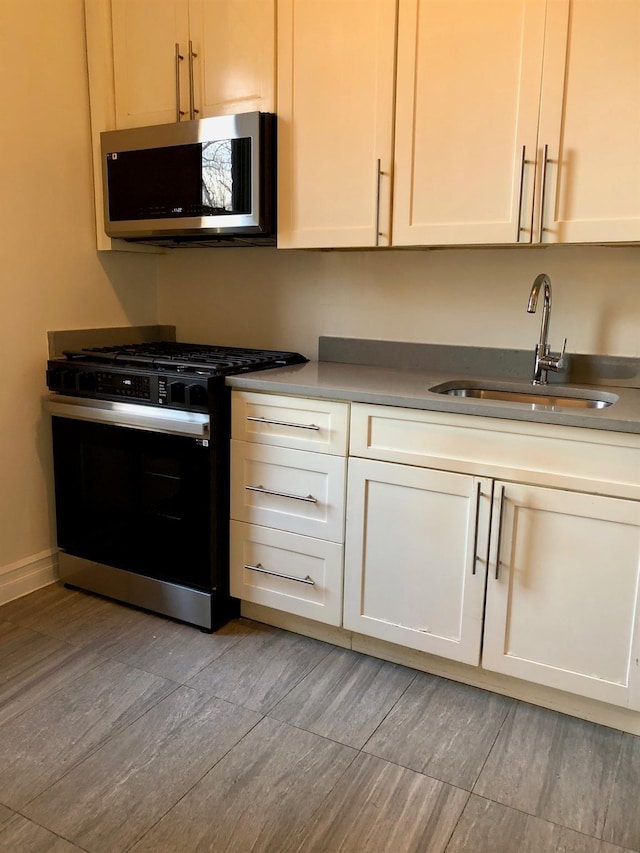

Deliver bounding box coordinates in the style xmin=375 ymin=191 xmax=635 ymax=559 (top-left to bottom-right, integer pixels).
xmin=527 ymin=273 xmax=567 ymax=385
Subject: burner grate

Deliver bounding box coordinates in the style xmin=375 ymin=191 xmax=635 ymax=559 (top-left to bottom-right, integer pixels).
xmin=62 ymin=341 xmax=306 ymax=376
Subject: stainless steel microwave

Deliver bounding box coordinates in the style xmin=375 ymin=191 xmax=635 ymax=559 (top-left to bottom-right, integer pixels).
xmin=101 ymin=112 xmax=276 ymax=246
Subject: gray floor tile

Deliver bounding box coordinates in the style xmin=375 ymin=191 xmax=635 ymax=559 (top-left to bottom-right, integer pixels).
xmin=0 ymin=582 xmax=106 ymax=635
xmin=603 ymin=732 xmax=640 ymax=851
xmin=0 ymin=813 xmax=84 ymax=852
xmin=446 ymin=795 xmax=632 ymax=853
xmin=269 ymin=646 xmax=416 ymax=748
xmin=292 ymin=751 xmax=469 ymax=853
xmin=23 ymin=686 xmax=262 ymax=853
xmin=0 ymin=582 xmax=158 ymax=649
xmin=0 ymin=803 xmax=14 ymax=830
xmin=474 ymin=701 xmax=623 ymax=838
xmin=0 ymin=657 xmax=175 ymax=809
xmin=83 ymin=612 xmax=251 ymax=683
xmin=130 ymin=716 xmax=358 ymax=853
xmin=186 ymin=621 xmax=333 ymax=712
xmin=0 ymin=628 xmax=103 ymax=726
xmin=363 ymin=672 xmax=512 ymax=789
xmin=0 ymin=620 xmax=41 ymax=658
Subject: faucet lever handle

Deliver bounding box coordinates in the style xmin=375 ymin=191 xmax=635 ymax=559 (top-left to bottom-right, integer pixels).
xmin=557 ymin=337 xmax=567 ymax=368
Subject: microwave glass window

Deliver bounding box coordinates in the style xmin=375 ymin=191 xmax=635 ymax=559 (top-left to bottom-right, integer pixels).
xmin=106 ymin=138 xmax=252 ymax=221
xmin=202 ymin=138 xmax=251 ymax=215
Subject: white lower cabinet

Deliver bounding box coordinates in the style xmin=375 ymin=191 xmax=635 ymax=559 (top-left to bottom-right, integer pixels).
xmin=343 ymin=458 xmax=491 ymax=665
xmin=231 ymin=393 xmax=640 ymax=712
xmin=345 ymin=403 xmax=640 ymax=711
xmin=483 ymin=482 xmax=640 ymax=709
xmin=230 ymin=391 xmax=349 ymax=627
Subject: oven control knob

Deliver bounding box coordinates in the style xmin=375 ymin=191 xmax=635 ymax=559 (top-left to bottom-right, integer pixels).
xmin=188 ymin=384 xmax=208 ymax=408
xmin=169 ymin=382 xmax=186 ymax=405
xmin=78 ymin=372 xmax=96 ymax=392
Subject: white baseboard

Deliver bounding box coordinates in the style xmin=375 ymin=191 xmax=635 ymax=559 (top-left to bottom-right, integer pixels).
xmin=0 ymin=549 xmax=59 ymax=606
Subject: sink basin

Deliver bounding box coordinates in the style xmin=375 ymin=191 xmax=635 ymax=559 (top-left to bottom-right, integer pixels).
xmin=430 ymin=381 xmax=617 ymax=410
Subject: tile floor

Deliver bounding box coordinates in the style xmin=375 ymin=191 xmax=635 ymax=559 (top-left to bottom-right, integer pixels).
xmin=0 ymin=583 xmax=638 ymax=852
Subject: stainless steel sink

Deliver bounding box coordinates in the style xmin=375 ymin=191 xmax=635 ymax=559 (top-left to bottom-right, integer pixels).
xmin=430 ymin=381 xmax=617 ymax=410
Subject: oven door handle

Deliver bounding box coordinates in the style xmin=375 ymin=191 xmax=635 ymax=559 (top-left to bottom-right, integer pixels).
xmin=45 ymin=396 xmax=210 ymax=439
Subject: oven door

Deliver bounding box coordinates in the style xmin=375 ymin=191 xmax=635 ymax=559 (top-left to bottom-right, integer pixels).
xmin=47 ymin=396 xmax=217 ymax=627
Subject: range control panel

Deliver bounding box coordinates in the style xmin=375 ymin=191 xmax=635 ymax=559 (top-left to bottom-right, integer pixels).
xmin=46 ymin=363 xmax=210 ymax=413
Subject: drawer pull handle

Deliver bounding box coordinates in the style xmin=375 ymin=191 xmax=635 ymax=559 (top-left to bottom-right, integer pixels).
xmin=246 ymin=484 xmax=318 ymax=503
xmin=245 ymin=563 xmax=315 ymax=585
xmin=247 ymin=416 xmax=321 ymax=431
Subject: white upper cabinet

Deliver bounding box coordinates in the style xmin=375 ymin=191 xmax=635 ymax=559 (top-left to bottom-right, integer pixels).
xmin=110 ymin=0 xmax=275 ymax=128
xmin=278 ymin=0 xmax=640 ymax=248
xmin=276 ymin=0 xmax=397 ymax=248
xmin=535 ymin=0 xmax=640 ymax=243
xmin=393 ymin=0 xmax=546 ymax=246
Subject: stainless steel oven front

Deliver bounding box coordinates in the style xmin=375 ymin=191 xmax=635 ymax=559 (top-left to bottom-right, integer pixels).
xmin=45 ymin=396 xmax=232 ymax=631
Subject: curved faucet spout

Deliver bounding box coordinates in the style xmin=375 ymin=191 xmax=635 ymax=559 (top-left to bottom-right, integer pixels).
xmin=526 ymin=273 xmax=566 ymax=385
xmin=527 ymin=273 xmax=552 ymax=356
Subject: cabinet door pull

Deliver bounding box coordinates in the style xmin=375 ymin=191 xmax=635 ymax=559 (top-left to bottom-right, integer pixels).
xmin=538 ymin=143 xmax=549 ymax=242
xmin=516 ymin=145 xmax=526 ymax=242
xmin=246 ymin=484 xmax=318 ymax=503
xmin=247 ymin=416 xmax=320 ymax=431
xmin=245 ymin=562 xmax=315 ymax=585
xmin=494 ymin=486 xmax=506 ymax=580
xmin=174 ymin=44 xmax=186 ymax=121
xmin=471 ymin=481 xmax=481 ymax=575
xmin=188 ymin=40 xmax=199 ymax=119
xmin=375 ymin=158 xmax=382 ymax=246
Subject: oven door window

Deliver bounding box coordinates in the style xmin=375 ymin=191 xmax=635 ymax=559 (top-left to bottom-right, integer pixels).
xmin=52 ymin=417 xmax=211 ymax=590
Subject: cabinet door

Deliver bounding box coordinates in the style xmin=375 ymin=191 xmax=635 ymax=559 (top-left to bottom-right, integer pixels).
xmin=111 ymin=0 xmax=190 ymax=128
xmin=343 ymin=459 xmax=491 ymax=665
xmin=277 ymin=0 xmax=397 ymax=248
xmin=188 ymin=0 xmax=275 ymax=117
xmin=535 ymin=0 xmax=640 ymax=243
xmin=483 ymin=483 xmax=640 ymax=709
xmin=393 ymin=0 xmax=546 ymax=246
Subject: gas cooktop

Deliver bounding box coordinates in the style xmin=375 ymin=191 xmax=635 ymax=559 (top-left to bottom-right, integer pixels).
xmin=47 ymin=341 xmax=307 ymax=411
xmin=57 ymin=341 xmax=307 ymax=376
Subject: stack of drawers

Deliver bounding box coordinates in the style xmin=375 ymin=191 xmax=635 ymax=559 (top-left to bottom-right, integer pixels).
xmin=230 ymin=391 xmax=349 ymax=625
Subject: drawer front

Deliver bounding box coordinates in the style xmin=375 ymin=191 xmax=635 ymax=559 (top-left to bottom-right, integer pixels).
xmin=230 ymin=521 xmax=343 ymax=625
xmin=231 ymin=441 xmax=346 ymax=541
xmin=350 ymin=403 xmax=640 ymax=498
xmin=232 ymin=391 xmax=349 ymax=455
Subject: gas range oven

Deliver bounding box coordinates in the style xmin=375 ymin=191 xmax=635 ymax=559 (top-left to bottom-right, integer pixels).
xmin=45 ymin=342 xmax=307 ymax=631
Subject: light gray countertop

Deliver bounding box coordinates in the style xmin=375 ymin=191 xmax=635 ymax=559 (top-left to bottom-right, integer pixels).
xmin=226 ymin=359 xmax=640 ymax=435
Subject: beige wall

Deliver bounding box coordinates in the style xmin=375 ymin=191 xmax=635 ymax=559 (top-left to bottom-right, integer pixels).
xmin=0 ymin=1 xmax=157 ymax=576
xmin=157 ymin=244 xmax=640 ymax=360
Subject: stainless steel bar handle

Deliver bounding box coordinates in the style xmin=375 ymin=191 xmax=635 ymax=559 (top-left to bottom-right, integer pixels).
xmin=175 ymin=44 xmax=186 ymax=121
xmin=247 ymin=416 xmax=320 ymax=431
xmin=494 ymin=486 xmax=506 ymax=580
xmin=246 ymin=484 xmax=318 ymax=504
xmin=245 ymin=563 xmax=315 ymax=586
xmin=188 ymin=40 xmax=199 ymax=119
xmin=375 ymin=158 xmax=382 ymax=247
xmin=471 ymin=482 xmax=481 ymax=575
xmin=516 ymin=145 xmax=526 ymax=242
xmin=538 ymin=143 xmax=549 ymax=243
